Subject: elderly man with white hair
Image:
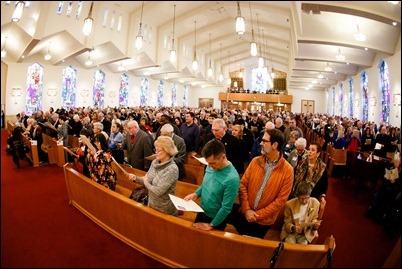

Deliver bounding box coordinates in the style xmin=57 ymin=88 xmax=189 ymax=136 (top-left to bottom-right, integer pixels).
xmin=250 ymin=121 xmax=275 ymax=160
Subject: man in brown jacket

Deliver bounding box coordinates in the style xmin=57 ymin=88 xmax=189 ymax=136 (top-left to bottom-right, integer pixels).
xmin=231 ymin=128 xmax=294 ymax=239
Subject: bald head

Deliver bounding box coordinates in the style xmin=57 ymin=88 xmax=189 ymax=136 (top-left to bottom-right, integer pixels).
xmin=265 ymin=121 xmax=275 ymax=130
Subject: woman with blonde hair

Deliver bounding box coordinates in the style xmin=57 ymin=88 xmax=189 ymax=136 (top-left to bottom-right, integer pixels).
xmin=127 ymin=136 xmax=179 ymax=216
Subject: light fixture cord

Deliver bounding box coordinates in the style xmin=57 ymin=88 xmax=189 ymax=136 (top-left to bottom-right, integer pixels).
xmin=172 ymin=5 xmax=176 ymax=38
xmin=209 ymin=33 xmax=212 ymax=67
xmin=249 ymin=2 xmax=255 ymax=35
xmin=194 ymin=21 xmax=197 ymax=58
xmin=140 ymin=1 xmax=144 ymax=25
xmin=256 ymin=13 xmax=262 ymax=52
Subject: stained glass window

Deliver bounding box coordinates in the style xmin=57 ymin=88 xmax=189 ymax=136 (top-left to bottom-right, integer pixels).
xmin=362 ymin=71 xmax=369 ymax=122
xmin=183 ymin=85 xmax=188 ymax=107
xmin=140 ymin=77 xmax=149 ymax=107
xmin=119 ymin=73 xmax=129 ymax=107
xmin=157 ymin=80 xmax=164 ymax=107
xmin=171 ymin=83 xmax=177 ymax=107
xmin=379 ymin=60 xmax=390 ymax=123
xmin=339 ymin=83 xmax=343 ymax=117
xmin=61 ymin=66 xmax=77 ymax=109
xmin=348 ymin=78 xmax=354 ymax=118
xmin=26 ymin=63 xmax=44 ymax=115
xmin=93 ymin=70 xmax=105 ymax=108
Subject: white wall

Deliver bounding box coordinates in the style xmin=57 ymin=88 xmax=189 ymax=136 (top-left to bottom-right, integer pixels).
xmin=288 ymin=89 xmax=326 ymax=114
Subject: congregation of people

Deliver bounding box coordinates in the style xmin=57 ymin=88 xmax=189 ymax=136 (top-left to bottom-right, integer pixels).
xmin=9 ymin=105 xmax=401 ymax=243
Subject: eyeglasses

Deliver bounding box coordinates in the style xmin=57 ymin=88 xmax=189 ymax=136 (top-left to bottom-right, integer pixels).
xmin=261 ymin=139 xmax=271 ymax=144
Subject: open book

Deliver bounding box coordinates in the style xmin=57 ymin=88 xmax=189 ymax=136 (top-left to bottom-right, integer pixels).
xmin=168 ymin=194 xmax=204 ymax=212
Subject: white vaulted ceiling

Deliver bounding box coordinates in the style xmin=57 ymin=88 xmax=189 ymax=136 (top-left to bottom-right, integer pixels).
xmin=1 ymin=1 xmax=400 ymax=91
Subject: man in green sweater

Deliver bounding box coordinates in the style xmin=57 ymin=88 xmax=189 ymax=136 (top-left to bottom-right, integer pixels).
xmin=184 ymin=139 xmax=240 ymax=231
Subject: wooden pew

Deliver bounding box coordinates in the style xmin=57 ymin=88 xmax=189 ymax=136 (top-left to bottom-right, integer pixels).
xmin=68 ymin=135 xmax=80 ymax=149
xmin=6 ymin=121 xmax=39 ymax=167
xmin=64 ymin=163 xmax=336 ymax=268
xmin=41 ymin=133 xmax=65 ymax=167
xmin=183 ymin=153 xmax=206 ymax=185
xmin=7 ymin=120 xmax=16 ymax=135
xmin=20 ymin=134 xmax=40 ymax=167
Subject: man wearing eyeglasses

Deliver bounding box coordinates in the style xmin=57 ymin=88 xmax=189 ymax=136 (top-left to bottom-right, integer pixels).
xmin=231 ymin=128 xmax=294 ymax=239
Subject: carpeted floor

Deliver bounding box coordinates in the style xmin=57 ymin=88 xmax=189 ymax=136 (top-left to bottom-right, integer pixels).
xmin=1 ymin=129 xmax=399 ymax=268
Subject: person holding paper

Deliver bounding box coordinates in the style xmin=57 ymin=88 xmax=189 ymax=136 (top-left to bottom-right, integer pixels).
xmin=126 ymin=136 xmax=179 ymax=216
xmin=86 ymin=133 xmax=117 ymax=190
xmin=373 ymin=125 xmax=391 ymax=158
xmin=280 ymin=181 xmax=321 ymax=244
xmin=184 ymin=139 xmax=240 ymax=231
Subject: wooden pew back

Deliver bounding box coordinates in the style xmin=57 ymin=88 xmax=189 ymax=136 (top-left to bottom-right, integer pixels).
xmin=20 ymin=134 xmax=39 ymax=167
xmin=7 ymin=121 xmax=16 ymax=135
xmin=41 ymin=133 xmax=65 ymax=167
xmin=64 ymin=164 xmax=335 ymax=268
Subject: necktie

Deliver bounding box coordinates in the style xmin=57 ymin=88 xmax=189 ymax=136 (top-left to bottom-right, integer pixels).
xmin=130 ymin=135 xmax=136 ymax=144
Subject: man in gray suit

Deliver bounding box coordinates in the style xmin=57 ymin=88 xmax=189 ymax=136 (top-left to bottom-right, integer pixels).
xmin=120 ymin=120 xmax=153 ymax=171
xmin=160 ymin=123 xmax=187 ymax=180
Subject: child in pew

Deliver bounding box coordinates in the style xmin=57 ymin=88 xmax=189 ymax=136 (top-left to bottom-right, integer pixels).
xmin=280 ymin=181 xmax=321 ymax=244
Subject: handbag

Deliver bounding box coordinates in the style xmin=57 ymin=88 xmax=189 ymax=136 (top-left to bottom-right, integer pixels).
xmin=129 ymin=186 xmax=148 ymax=205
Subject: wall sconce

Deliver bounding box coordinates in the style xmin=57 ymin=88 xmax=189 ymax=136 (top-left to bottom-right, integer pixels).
xmin=370 ymin=96 xmax=377 ymax=106
xmin=82 ymin=1 xmax=94 ymax=36
xmin=394 ymin=93 xmax=401 ymax=106
xmin=80 ymin=89 xmax=89 ymax=97
xmin=46 ymin=88 xmax=57 ymax=97
xmin=11 ymin=1 xmax=25 ymax=22
xmin=11 ymin=87 xmax=22 ymax=97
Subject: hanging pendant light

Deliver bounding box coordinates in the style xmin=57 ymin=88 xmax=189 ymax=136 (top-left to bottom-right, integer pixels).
xmin=324 ymin=62 xmax=332 ymax=72
xmin=257 ymin=14 xmax=264 ymax=68
xmin=336 ymin=48 xmax=345 ymax=61
xmin=207 ymin=33 xmax=213 ymax=78
xmin=192 ymin=21 xmax=198 ymax=71
xmin=218 ymin=43 xmax=223 ymax=83
xmin=169 ymin=4 xmax=177 ymax=62
xmin=44 ymin=42 xmax=52 ymax=61
xmin=249 ymin=2 xmax=257 ymax=56
xmin=11 ymin=1 xmax=25 ymax=22
xmin=136 ymin=1 xmax=145 ymax=50
xmin=227 ymin=51 xmax=231 ymax=86
xmin=85 ymin=50 xmax=93 ymax=66
xmin=82 ymin=1 xmax=94 ymax=36
xmin=1 ymin=36 xmax=7 ymax=58
xmin=235 ymin=1 xmax=245 ymax=35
